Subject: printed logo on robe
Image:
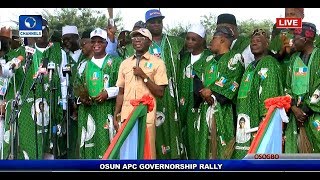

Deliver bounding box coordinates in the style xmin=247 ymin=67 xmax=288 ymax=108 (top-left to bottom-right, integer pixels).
xmin=228 ymin=53 xmax=242 ymax=70
xmin=215 ymin=76 xmax=227 ymax=87
xmin=219 ymin=136 xmax=226 ymax=146
xmin=31 ymin=98 xmax=50 ymax=127
xmin=229 ymin=81 xmax=239 ymax=92
xmin=258 ymin=68 xmax=268 ymax=80
xmin=0 ymin=77 xmax=8 ymax=96
xmin=244 ymin=73 xmax=251 ymax=82
xmin=152 ymin=47 xmax=161 ymax=57
xmin=161 ymin=145 xmax=171 ymax=155
xmin=107 ymin=59 xmax=113 ymax=66
xmin=80 ymin=114 xmax=96 ymax=148
xmin=104 ymin=74 xmax=110 ymax=89
xmin=209 ymin=65 xmax=215 ymax=73
xmin=311 ymin=89 xmax=320 ymax=104
xmin=297 ymin=96 xmax=303 ymax=106
xmin=236 ymin=114 xmax=251 ymax=143
xmin=313 ymin=120 xmax=320 ymax=131
xmin=206 ymin=55 xmax=214 ymax=62
xmin=156 ymin=111 xmax=165 ymax=127
xmin=180 ymin=97 xmax=185 ymax=106
xmin=185 ymin=64 xmax=195 ymax=79
xmin=144 ymin=62 xmax=153 ymax=69
xmin=294 ymin=67 xmax=307 ymax=76
xmin=92 ymin=72 xmax=99 ymax=80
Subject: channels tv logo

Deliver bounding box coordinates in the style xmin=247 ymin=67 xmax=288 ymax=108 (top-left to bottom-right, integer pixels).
xmin=19 ymin=15 xmax=43 ymax=37
xmin=276 ymin=18 xmax=302 ymax=29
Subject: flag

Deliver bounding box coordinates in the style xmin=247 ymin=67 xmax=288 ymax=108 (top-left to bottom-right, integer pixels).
xmin=248 ymin=96 xmax=291 ymax=154
xmin=102 ymin=95 xmax=154 ymax=159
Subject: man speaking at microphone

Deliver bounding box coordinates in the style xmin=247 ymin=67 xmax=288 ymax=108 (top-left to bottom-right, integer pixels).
xmin=114 ymin=28 xmax=168 ymax=159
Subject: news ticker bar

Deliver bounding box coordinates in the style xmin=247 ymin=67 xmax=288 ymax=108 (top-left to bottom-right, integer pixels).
xmin=1 ymin=158 xmax=320 ymax=171
xmin=244 ymin=153 xmax=320 ymax=159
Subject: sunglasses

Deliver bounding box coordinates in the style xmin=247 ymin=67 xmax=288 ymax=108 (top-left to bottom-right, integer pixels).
xmin=131 ymin=37 xmax=146 ymax=41
xmin=148 ymin=19 xmax=163 ymax=24
xmin=91 ymin=40 xmax=106 ymax=44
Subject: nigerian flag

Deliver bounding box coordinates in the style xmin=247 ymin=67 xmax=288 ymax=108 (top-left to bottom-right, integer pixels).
xmin=248 ymin=96 xmax=291 ymax=154
xmin=103 ymin=95 xmax=154 ymax=159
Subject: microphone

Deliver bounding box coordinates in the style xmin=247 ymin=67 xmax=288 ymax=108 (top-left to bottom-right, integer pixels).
xmin=136 ymin=54 xmax=141 ymax=67
xmin=62 ymin=64 xmax=72 ymax=77
xmin=8 ymin=55 xmax=24 ymax=70
xmin=25 ymin=46 xmax=36 ymax=55
xmin=48 ymin=61 xmax=55 ymax=82
xmin=36 ymin=58 xmax=49 ymax=83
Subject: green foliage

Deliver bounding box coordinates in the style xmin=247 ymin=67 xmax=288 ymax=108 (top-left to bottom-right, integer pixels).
xmin=164 ymin=23 xmax=191 ymax=38
xmin=41 ymin=8 xmax=123 ymax=37
xmin=164 ymin=13 xmax=274 ymax=46
xmin=238 ymin=19 xmax=274 ymax=38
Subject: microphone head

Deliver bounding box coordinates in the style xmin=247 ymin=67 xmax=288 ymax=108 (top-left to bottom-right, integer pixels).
xmin=48 ymin=61 xmax=55 ymax=70
xmin=25 ymin=46 xmax=36 ymax=54
xmin=41 ymin=58 xmax=49 ymax=68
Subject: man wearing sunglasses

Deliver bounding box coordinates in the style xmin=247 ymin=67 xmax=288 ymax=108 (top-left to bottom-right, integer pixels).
xmin=196 ymin=26 xmax=244 ymax=159
xmin=284 ymin=22 xmax=320 ymax=154
xmin=216 ymin=13 xmax=254 ymax=70
xmin=114 ymin=28 xmax=168 ymax=159
xmin=143 ymin=9 xmax=185 ymax=160
xmin=233 ymin=29 xmax=283 ymax=159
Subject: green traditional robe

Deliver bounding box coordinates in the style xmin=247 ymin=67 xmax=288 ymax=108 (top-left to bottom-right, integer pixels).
xmin=233 ymin=55 xmax=283 ymax=159
xmin=149 ymin=35 xmax=185 ymax=159
xmin=4 ymin=43 xmax=63 ymax=160
xmin=232 ymin=35 xmax=250 ymax=54
xmin=284 ymin=47 xmax=320 ymax=153
xmin=1 ymin=46 xmax=26 ymax=159
xmin=268 ymin=32 xmax=294 ymax=86
xmin=196 ymin=51 xmax=244 ymax=159
xmin=77 ymin=54 xmax=121 ymax=159
xmin=177 ymin=49 xmax=213 ymax=159
xmin=314 ymin=34 xmax=320 ymax=48
xmin=118 ymin=43 xmax=135 ymax=60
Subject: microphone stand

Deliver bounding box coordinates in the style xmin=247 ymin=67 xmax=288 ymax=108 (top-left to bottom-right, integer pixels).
xmin=62 ymin=65 xmax=71 ymax=159
xmin=7 ymin=55 xmax=32 ymax=160
xmin=38 ymin=73 xmax=46 ymax=159
xmin=49 ymin=69 xmax=58 ymax=159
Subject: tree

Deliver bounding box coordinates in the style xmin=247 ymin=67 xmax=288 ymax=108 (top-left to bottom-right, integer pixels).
xmin=164 ymin=23 xmax=191 ymax=38
xmin=238 ymin=19 xmax=274 ymax=37
xmin=41 ymin=8 xmax=123 ymax=36
xmin=199 ymin=13 xmax=274 ymax=44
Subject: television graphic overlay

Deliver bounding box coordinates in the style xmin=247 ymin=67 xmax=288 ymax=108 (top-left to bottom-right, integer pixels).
xmin=19 ymin=15 xmax=43 ymax=38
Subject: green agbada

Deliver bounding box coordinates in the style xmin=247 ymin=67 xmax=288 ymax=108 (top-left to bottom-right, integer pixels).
xmin=196 ymin=51 xmax=244 ymax=159
xmin=284 ymin=47 xmax=320 ymax=153
xmin=149 ymin=35 xmax=185 ymax=159
xmin=1 ymin=46 xmax=26 ymax=159
xmin=268 ymin=32 xmax=294 ymax=86
xmin=76 ymin=54 xmax=121 ymax=159
xmin=232 ymin=35 xmax=251 ymax=54
xmin=233 ymin=55 xmax=283 ymax=159
xmin=3 ymin=43 xmax=63 ymax=160
xmin=177 ymin=49 xmax=213 ymax=159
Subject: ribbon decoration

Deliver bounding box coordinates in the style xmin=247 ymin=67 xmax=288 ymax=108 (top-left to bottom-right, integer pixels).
xmin=130 ymin=94 xmax=154 ymax=113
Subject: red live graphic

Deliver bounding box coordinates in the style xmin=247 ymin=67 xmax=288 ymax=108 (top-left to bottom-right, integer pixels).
xmin=276 ymin=18 xmax=302 ymax=29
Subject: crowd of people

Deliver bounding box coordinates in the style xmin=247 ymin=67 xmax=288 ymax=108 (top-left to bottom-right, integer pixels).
xmin=0 ymin=8 xmax=319 ymax=160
